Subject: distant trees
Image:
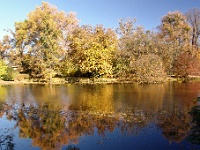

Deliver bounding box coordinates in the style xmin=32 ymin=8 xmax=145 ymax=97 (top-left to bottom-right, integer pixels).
xmin=0 ymin=2 xmax=200 ymax=83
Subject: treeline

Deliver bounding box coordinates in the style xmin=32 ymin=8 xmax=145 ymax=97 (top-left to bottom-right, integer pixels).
xmin=0 ymin=2 xmax=200 ymax=83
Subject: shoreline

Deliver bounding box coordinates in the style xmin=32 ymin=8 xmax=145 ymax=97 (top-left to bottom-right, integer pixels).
xmin=1 ymin=76 xmax=200 ymax=85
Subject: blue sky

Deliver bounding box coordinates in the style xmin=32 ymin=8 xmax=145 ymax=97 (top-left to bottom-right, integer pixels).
xmin=0 ymin=0 xmax=199 ymax=38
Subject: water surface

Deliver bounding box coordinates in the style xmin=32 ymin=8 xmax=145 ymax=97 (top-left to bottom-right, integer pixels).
xmin=0 ymin=82 xmax=200 ymax=150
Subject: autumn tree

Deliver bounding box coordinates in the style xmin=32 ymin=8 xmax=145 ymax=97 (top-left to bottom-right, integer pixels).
xmin=0 ymin=35 xmax=11 ymax=59
xmin=114 ymin=19 xmax=161 ymax=78
xmin=158 ymin=11 xmax=191 ymax=75
xmin=173 ymin=51 xmax=200 ymax=79
xmin=186 ymin=8 xmax=200 ymax=47
xmin=118 ymin=19 xmax=160 ymax=57
xmin=133 ymin=54 xmax=166 ymax=83
xmin=66 ymin=25 xmax=117 ymax=77
xmin=12 ymin=2 xmax=78 ymax=79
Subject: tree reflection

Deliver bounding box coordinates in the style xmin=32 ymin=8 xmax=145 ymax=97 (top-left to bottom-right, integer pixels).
xmin=0 ymin=86 xmax=7 ymax=118
xmin=0 ymin=134 xmax=15 ymax=150
xmin=156 ymin=106 xmax=191 ymax=143
xmin=3 ymin=102 xmax=151 ymax=150
xmin=187 ymin=99 xmax=200 ymax=145
xmin=66 ymin=145 xmax=80 ymax=150
xmin=0 ymin=84 xmax=162 ymax=149
xmin=17 ymin=103 xmax=70 ymax=150
xmin=1 ymin=83 xmax=200 ymax=149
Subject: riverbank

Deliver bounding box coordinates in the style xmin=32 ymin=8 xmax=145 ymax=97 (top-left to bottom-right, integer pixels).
xmin=1 ymin=75 xmax=200 ymax=85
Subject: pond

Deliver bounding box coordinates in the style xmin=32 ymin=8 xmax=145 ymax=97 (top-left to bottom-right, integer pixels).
xmin=0 ymin=82 xmax=200 ymax=150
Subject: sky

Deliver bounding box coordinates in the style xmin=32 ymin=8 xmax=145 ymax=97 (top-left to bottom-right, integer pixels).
xmin=0 ymin=0 xmax=200 ymax=38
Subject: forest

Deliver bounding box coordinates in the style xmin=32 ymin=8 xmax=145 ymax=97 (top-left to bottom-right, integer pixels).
xmin=0 ymin=2 xmax=200 ymax=83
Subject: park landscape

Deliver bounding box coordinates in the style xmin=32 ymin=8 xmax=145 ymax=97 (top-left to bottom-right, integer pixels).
xmin=0 ymin=2 xmax=200 ymax=83
xmin=0 ymin=1 xmax=200 ymax=150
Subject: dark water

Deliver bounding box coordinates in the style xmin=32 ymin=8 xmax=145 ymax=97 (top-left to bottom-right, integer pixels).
xmin=0 ymin=82 xmax=200 ymax=150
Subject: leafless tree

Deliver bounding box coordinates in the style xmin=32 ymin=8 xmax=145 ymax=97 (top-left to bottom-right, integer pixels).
xmin=186 ymin=8 xmax=200 ymax=47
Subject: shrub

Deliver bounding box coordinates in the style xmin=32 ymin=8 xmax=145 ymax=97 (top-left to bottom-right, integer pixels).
xmin=1 ymin=67 xmax=14 ymax=81
xmin=0 ymin=60 xmax=8 ymax=77
xmin=61 ymin=60 xmax=80 ymax=77
xmin=174 ymin=52 xmax=200 ymax=78
xmin=0 ymin=60 xmax=14 ymax=81
xmin=133 ymin=54 xmax=166 ymax=84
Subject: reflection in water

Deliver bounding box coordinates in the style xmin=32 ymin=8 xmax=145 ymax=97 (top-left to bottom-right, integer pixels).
xmin=187 ymin=98 xmax=200 ymax=145
xmin=0 ymin=82 xmax=199 ymax=149
xmin=17 ymin=103 xmax=67 ymax=150
xmin=0 ymin=86 xmax=7 ymax=118
xmin=156 ymin=106 xmax=191 ymax=143
xmin=0 ymin=134 xmax=15 ymax=150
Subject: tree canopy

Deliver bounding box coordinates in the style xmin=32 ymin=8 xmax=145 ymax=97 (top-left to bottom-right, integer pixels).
xmin=1 ymin=2 xmax=200 ymax=83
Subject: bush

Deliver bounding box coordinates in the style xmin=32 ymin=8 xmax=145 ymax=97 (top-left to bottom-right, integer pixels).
xmin=1 ymin=68 xmax=14 ymax=81
xmin=0 ymin=60 xmax=8 ymax=77
xmin=133 ymin=54 xmax=167 ymax=84
xmin=61 ymin=60 xmax=80 ymax=77
xmin=0 ymin=60 xmax=14 ymax=81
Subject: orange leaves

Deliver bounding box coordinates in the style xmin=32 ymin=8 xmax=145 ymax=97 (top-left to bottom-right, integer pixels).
xmin=174 ymin=52 xmax=200 ymax=78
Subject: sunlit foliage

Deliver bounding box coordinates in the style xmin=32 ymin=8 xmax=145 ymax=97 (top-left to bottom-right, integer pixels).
xmin=0 ymin=35 xmax=11 ymax=59
xmin=158 ymin=11 xmax=191 ymax=75
xmin=66 ymin=25 xmax=117 ymax=77
xmin=0 ymin=2 xmax=200 ymax=83
xmin=174 ymin=52 xmax=200 ymax=78
xmin=12 ymin=2 xmax=78 ymax=79
xmin=133 ymin=54 xmax=166 ymax=83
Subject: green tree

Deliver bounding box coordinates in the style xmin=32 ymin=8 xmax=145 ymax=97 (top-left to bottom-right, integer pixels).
xmin=0 ymin=60 xmax=13 ymax=81
xmin=0 ymin=60 xmax=8 ymax=77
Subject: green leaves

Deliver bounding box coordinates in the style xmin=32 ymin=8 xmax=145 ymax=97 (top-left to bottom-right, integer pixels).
xmin=0 ymin=60 xmax=8 ymax=77
xmin=0 ymin=60 xmax=13 ymax=81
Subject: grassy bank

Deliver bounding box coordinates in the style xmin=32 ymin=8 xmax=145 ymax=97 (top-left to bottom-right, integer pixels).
xmin=1 ymin=75 xmax=200 ymax=85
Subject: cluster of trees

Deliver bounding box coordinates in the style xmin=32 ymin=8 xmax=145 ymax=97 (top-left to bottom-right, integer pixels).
xmin=1 ymin=2 xmax=200 ymax=83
